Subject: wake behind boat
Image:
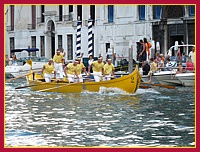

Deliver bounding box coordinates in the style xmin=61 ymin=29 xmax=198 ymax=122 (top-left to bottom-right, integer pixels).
xmin=26 ymin=66 xmax=141 ymax=94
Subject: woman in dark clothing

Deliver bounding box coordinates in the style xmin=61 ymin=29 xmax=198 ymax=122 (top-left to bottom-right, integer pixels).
xmin=138 ymin=39 xmax=146 ymax=67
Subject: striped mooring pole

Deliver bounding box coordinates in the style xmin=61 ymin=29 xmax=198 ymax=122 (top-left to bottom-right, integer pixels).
xmin=76 ymin=19 xmax=82 ymax=58
xmin=88 ymin=19 xmax=93 ymax=56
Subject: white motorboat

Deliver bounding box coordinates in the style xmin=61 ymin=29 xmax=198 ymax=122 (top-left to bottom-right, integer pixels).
xmin=152 ymin=70 xmax=182 ymax=86
xmin=175 ymin=72 xmax=195 ymax=87
xmin=5 ymin=48 xmax=48 ymax=78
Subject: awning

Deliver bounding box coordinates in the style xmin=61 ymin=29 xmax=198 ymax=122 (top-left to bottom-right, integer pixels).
xmin=11 ymin=48 xmax=39 ymax=53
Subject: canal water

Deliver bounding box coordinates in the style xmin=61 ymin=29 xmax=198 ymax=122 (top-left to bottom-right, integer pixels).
xmin=5 ymin=78 xmax=195 ymax=147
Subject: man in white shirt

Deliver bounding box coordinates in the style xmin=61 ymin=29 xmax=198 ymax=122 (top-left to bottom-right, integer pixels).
xmin=189 ymin=47 xmax=195 ymax=64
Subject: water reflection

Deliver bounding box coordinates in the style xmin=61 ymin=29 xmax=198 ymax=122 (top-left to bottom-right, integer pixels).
xmin=5 ymin=79 xmax=195 ymax=147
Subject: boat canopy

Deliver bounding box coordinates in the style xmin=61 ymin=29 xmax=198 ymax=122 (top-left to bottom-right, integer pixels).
xmin=11 ymin=48 xmax=39 ymax=53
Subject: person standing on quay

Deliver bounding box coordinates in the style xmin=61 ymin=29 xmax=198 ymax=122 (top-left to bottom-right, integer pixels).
xmin=5 ymin=54 xmax=10 ymax=66
xmin=88 ymin=54 xmax=94 ymax=73
xmin=138 ymin=39 xmax=146 ymax=67
xmin=53 ymin=49 xmax=64 ymax=80
xmin=189 ymin=47 xmax=195 ymax=64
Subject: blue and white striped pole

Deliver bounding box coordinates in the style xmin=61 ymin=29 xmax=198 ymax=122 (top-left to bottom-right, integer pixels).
xmin=88 ymin=19 xmax=93 ymax=56
xmin=76 ymin=19 xmax=82 ymax=58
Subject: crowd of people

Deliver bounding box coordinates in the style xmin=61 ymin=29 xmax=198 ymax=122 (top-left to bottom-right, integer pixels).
xmin=139 ymin=43 xmax=195 ymax=83
xmin=5 ymin=54 xmax=18 ymax=66
xmin=41 ymin=49 xmax=115 ymax=83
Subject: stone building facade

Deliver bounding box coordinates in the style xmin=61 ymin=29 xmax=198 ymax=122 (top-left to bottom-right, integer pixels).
xmin=5 ymin=5 xmax=195 ymax=61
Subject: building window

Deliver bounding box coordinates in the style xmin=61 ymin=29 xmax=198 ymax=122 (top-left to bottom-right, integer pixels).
xmin=153 ymin=5 xmax=162 ymax=19
xmin=77 ymin=5 xmax=82 ymax=20
xmin=69 ymin=5 xmax=73 ymax=12
xmin=67 ymin=34 xmax=73 ymax=60
xmin=10 ymin=37 xmax=15 ymax=56
xmin=40 ymin=36 xmax=45 ymax=57
xmin=10 ymin=5 xmax=14 ymax=31
xmin=69 ymin=5 xmax=73 ymax=20
xmin=167 ymin=6 xmax=183 ymax=18
xmin=189 ymin=6 xmax=195 ymax=16
xmin=108 ymin=5 xmax=114 ymax=23
xmin=58 ymin=35 xmax=63 ymax=50
xmin=59 ymin=5 xmax=63 ymax=21
xmin=41 ymin=5 xmax=45 ymax=23
xmin=31 ymin=36 xmax=36 ymax=56
xmin=139 ymin=5 xmax=145 ymax=20
xmin=31 ymin=5 xmax=36 ymax=29
xmin=106 ymin=43 xmax=110 ymax=54
xmin=90 ymin=5 xmax=95 ymax=25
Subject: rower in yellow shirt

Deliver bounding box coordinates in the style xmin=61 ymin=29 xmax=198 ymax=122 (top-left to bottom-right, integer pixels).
xmin=103 ymin=59 xmax=115 ymax=81
xmin=41 ymin=58 xmax=56 ymax=82
xmin=88 ymin=56 xmax=105 ymax=82
xmin=64 ymin=60 xmax=79 ymax=83
xmin=76 ymin=58 xmax=87 ymax=82
xmin=53 ymin=49 xmax=64 ymax=79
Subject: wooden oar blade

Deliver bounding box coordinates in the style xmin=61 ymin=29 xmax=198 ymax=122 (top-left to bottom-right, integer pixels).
xmin=152 ymin=83 xmax=175 ymax=89
xmin=140 ymin=82 xmax=175 ymax=89
xmin=6 ymin=73 xmax=31 ymax=82
xmin=139 ymin=85 xmax=152 ymax=89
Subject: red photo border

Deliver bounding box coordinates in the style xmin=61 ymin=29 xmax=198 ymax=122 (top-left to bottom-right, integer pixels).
xmin=2 ymin=0 xmax=198 ymax=152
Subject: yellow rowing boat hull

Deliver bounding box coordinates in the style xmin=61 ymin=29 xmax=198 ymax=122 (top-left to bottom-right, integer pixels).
xmin=27 ymin=66 xmax=141 ymax=93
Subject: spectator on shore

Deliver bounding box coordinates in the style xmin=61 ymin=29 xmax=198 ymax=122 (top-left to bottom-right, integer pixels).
xmin=186 ymin=57 xmax=194 ymax=72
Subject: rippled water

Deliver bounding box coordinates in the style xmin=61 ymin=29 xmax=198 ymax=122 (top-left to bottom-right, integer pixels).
xmin=5 ymin=78 xmax=195 ymax=147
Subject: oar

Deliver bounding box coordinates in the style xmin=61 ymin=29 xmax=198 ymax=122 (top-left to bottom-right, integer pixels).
xmin=140 ymin=82 xmax=175 ymax=89
xmin=6 ymin=73 xmax=31 ymax=82
xmin=6 ymin=69 xmax=42 ymax=82
xmin=139 ymin=85 xmax=152 ymax=89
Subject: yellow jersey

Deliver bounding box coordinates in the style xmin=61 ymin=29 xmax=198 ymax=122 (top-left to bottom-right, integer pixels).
xmin=150 ymin=62 xmax=157 ymax=71
xmin=44 ymin=63 xmax=55 ymax=74
xmin=53 ymin=54 xmax=63 ymax=63
xmin=104 ymin=63 xmax=115 ymax=75
xmin=76 ymin=62 xmax=85 ymax=75
xmin=66 ymin=63 xmax=77 ymax=75
xmin=92 ymin=61 xmax=104 ymax=72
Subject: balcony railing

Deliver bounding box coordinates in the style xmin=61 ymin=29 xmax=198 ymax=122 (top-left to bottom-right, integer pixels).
xmin=37 ymin=17 xmax=45 ymax=24
xmin=27 ymin=24 xmax=36 ymax=30
xmin=55 ymin=14 xmax=73 ymax=22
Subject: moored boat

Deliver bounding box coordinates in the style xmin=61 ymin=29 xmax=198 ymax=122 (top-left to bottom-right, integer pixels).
xmin=26 ymin=66 xmax=141 ymax=93
xmin=152 ymin=71 xmax=182 ymax=86
xmin=175 ymin=72 xmax=195 ymax=87
xmin=5 ymin=48 xmax=48 ymax=78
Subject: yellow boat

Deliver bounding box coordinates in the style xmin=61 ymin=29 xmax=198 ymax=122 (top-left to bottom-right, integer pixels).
xmin=26 ymin=66 xmax=141 ymax=93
